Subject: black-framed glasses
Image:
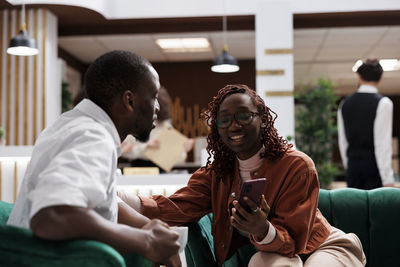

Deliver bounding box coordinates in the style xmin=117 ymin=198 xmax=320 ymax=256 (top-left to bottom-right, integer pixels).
xmin=216 ymin=112 xmax=259 ymax=128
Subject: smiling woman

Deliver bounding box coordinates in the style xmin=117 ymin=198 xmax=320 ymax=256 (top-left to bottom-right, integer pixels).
xmin=215 ymin=94 xmax=263 ymax=160
xmin=204 ymin=85 xmax=289 ymax=177
xmin=120 ymin=84 xmax=366 ymax=266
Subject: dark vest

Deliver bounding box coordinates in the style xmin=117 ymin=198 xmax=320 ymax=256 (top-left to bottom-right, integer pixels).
xmin=341 ymin=92 xmax=383 ymax=159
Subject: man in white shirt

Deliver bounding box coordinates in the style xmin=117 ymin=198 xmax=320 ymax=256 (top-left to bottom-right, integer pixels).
xmin=7 ymin=50 xmax=181 ymax=266
xmin=337 ymin=59 xmax=395 ymax=189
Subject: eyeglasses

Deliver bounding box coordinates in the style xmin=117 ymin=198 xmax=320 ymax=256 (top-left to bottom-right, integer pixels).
xmin=216 ymin=112 xmax=259 ymax=128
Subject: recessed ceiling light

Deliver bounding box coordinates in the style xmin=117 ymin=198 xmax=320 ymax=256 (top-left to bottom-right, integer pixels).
xmin=156 ymin=38 xmax=210 ymax=52
xmin=352 ymin=60 xmax=363 ymax=72
xmin=379 ymin=59 xmax=400 ymax=71
xmin=352 ymin=59 xmax=400 ymax=72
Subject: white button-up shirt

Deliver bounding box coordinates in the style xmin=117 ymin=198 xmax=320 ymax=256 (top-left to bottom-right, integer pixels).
xmin=337 ymin=85 xmax=395 ymax=185
xmin=8 ymin=99 xmax=122 ymax=229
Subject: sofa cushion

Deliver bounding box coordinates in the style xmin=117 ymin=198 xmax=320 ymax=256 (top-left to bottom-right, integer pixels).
xmin=368 ymin=188 xmax=400 ymax=267
xmin=318 ymin=187 xmax=400 ymax=267
xmin=319 ymin=188 xmax=370 ymax=259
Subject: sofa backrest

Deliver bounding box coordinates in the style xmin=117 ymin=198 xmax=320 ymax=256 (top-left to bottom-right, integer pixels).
xmin=0 ymin=157 xmax=30 ymax=203
xmin=0 ymin=156 xmax=189 ymax=203
xmin=318 ymin=188 xmax=400 ymax=267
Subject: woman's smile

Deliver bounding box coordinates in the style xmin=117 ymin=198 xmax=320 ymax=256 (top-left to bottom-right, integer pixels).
xmin=217 ymin=93 xmax=263 ymax=160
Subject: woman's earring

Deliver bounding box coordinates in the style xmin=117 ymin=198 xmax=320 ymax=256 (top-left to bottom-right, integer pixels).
xmin=261 ymin=123 xmax=266 ymax=128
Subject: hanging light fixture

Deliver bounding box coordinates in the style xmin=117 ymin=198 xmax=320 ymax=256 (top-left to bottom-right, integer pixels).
xmin=211 ymin=14 xmax=239 ymax=73
xmin=7 ymin=2 xmax=39 ymax=56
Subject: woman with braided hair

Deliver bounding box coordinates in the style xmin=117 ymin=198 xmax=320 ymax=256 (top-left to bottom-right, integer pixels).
xmin=119 ymin=84 xmax=366 ymax=266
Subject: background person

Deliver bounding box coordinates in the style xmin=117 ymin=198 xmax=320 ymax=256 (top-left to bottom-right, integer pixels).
xmin=7 ymin=50 xmax=181 ymax=267
xmin=338 ymin=59 xmax=395 ymax=189
xmin=119 ymin=84 xmax=366 ymax=266
xmin=121 ymin=86 xmax=194 ymax=172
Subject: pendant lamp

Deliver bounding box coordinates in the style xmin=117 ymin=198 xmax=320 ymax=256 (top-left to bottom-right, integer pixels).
xmin=211 ymin=15 xmax=239 ymax=73
xmin=7 ymin=3 xmax=39 ymax=56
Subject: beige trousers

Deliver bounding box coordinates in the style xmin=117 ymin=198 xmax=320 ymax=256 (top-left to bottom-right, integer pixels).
xmin=248 ymin=227 xmax=366 ymax=267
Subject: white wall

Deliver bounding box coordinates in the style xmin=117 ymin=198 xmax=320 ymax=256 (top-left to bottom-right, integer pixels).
xmin=45 ymin=10 xmax=60 ymax=127
xmin=7 ymin=0 xmax=109 ymax=17
xmin=107 ymin=0 xmax=400 ymax=18
xmin=7 ymin=0 xmax=400 ymax=19
xmin=256 ymin=1 xmax=294 ymax=141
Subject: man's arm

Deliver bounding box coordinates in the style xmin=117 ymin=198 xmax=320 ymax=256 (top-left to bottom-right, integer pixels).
xmin=30 ymin=205 xmax=180 ymax=266
xmin=118 ymin=200 xmax=149 ymax=228
xmin=337 ymin=103 xmax=349 ymax=169
xmin=374 ymin=97 xmax=395 ymax=186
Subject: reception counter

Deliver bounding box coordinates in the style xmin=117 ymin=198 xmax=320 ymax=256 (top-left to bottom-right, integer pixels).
xmin=117 ymin=173 xmax=191 ymax=197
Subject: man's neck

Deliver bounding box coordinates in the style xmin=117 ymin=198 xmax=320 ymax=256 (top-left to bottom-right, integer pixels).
xmin=360 ymin=80 xmax=379 ymax=87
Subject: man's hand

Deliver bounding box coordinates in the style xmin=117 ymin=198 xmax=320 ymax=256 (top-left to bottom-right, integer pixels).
xmin=121 ymin=135 xmax=136 ymax=154
xmin=183 ymin=138 xmax=194 ymax=153
xmin=230 ymin=195 xmax=271 ymax=240
xmin=117 ymin=189 xmax=142 ymax=212
xmin=147 ymin=139 xmax=161 ymax=149
xmin=142 ymin=219 xmax=181 ymax=267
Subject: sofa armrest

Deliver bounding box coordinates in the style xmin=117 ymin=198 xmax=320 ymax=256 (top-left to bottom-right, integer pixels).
xmin=0 ymin=224 xmax=125 ymax=267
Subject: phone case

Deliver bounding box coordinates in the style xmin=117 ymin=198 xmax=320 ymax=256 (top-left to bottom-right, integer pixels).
xmin=238 ymin=178 xmax=266 ymax=212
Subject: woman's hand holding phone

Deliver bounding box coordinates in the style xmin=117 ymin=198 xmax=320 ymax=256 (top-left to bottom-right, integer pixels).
xmin=230 ymin=194 xmax=271 ymax=240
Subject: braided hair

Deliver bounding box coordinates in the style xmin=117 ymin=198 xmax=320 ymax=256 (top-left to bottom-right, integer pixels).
xmin=203 ymin=84 xmax=292 ymax=180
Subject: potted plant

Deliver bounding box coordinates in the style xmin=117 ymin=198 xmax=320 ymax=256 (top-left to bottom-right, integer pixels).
xmin=62 ymin=82 xmax=73 ymax=113
xmin=294 ymin=78 xmax=341 ymax=189
xmin=0 ymin=126 xmax=5 ymax=146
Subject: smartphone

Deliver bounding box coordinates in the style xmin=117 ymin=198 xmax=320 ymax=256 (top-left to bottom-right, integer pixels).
xmin=238 ymin=178 xmax=266 ymax=213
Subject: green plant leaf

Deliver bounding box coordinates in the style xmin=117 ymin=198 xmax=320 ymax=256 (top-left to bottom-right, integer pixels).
xmin=294 ymin=78 xmax=339 ymax=189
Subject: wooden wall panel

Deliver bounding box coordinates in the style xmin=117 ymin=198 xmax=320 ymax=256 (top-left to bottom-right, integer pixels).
xmin=153 ymin=60 xmax=255 ymax=137
xmin=0 ymin=9 xmax=55 ymax=146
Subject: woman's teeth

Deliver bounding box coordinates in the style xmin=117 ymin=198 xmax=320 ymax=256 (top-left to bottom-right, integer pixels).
xmin=230 ymin=135 xmax=244 ymax=140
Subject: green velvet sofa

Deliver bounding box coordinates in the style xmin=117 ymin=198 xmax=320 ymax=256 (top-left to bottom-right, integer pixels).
xmin=1 ymin=187 xmax=399 ymax=267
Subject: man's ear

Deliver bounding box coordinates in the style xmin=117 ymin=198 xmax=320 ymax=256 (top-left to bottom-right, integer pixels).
xmin=122 ymin=90 xmax=135 ymax=111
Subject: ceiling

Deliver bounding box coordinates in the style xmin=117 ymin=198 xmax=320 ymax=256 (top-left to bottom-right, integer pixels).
xmin=294 ymin=26 xmax=400 ymax=94
xmin=2 ymin=2 xmax=397 ymax=96
xmin=59 ymin=25 xmax=400 ymax=95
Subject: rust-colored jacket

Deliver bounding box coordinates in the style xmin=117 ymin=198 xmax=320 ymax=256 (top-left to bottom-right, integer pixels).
xmin=140 ymin=149 xmax=331 ymax=266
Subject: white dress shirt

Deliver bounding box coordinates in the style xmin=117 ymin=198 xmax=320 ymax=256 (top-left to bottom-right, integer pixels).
xmin=7 ymin=99 xmax=122 ymax=228
xmin=337 ymin=85 xmax=395 ymax=185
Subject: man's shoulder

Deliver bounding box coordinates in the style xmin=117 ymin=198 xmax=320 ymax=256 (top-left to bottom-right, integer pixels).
xmin=377 ymin=96 xmax=394 ymax=113
xmin=343 ymin=92 xmax=358 ymax=101
xmin=340 ymin=93 xmax=355 ymax=107
xmin=342 ymin=91 xmax=384 ymax=108
xmin=379 ymin=95 xmax=393 ymax=104
xmin=39 ymin=112 xmax=112 ymax=147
